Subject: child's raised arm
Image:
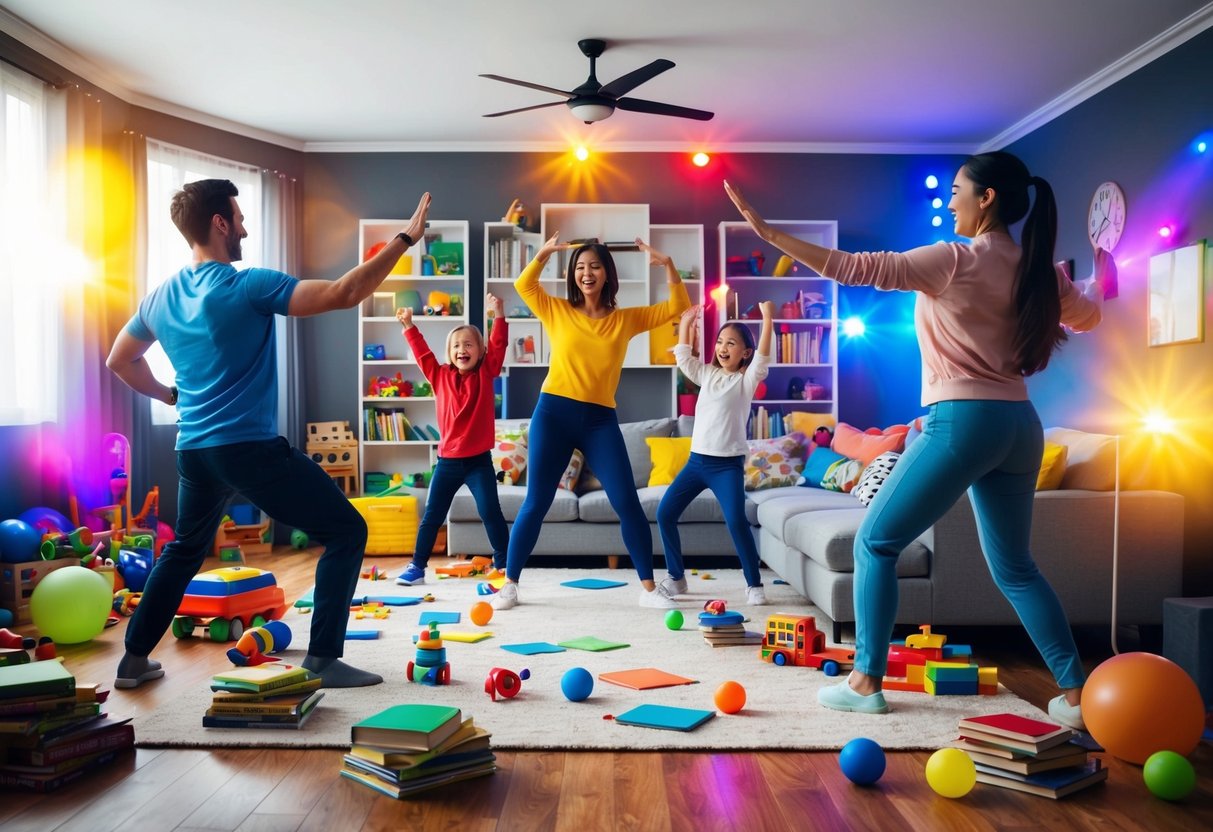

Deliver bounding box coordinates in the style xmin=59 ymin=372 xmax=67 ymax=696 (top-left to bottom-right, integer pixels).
xmin=484 ymin=292 xmax=509 ymax=377
xmin=398 ymin=306 xmax=439 ymax=383
xmin=757 ymin=301 xmax=775 ymax=358
xmin=677 ymin=304 xmax=700 ymax=347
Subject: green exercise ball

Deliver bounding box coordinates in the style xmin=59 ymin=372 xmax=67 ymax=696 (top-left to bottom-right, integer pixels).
xmin=30 ymin=566 xmax=112 ymax=644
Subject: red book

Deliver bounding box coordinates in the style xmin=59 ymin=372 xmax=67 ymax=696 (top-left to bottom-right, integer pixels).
xmin=958 ymin=713 xmax=1071 ymax=742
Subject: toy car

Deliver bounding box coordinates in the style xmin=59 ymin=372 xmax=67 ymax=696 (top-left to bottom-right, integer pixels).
xmin=760 ymin=612 xmax=856 ymax=676
xmin=171 ymin=566 xmax=288 ymax=642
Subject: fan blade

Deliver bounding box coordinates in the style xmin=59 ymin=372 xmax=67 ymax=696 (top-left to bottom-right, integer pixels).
xmin=615 ymin=97 xmax=714 ymax=121
xmin=599 ymin=59 xmax=674 ymax=98
xmin=483 ymin=101 xmax=567 ymax=118
xmin=479 ymin=74 xmax=573 ymax=98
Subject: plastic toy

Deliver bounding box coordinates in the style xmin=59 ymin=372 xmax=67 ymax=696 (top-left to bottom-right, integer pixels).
xmin=703 ymin=599 xmax=727 ymax=616
xmin=37 ymin=526 xmax=95 ymax=561
xmin=0 ymin=628 xmax=35 ymax=650
xmin=361 ymin=564 xmax=388 ymax=581
xmin=1142 ymin=750 xmax=1197 ymax=801
xmin=476 ymin=581 xmax=499 ymax=595
xmin=33 ymin=636 xmax=56 ymax=661
xmin=171 ymin=566 xmax=288 ymax=642
xmin=714 ymin=680 xmax=746 ymax=714
xmin=436 ymin=556 xmax=493 ymax=578
xmin=925 ymin=748 xmax=976 ymax=798
xmin=407 ymin=622 xmax=451 ymax=685
xmin=502 ymin=198 xmax=528 ymax=227
xmin=0 ymin=519 xmax=42 ymax=563
xmin=839 ymin=738 xmax=886 ymax=785
xmin=1080 ymin=651 xmax=1204 ymax=764
xmin=113 ymin=588 xmax=141 ymax=617
xmin=226 ymin=619 xmax=292 ymax=666
xmin=760 ymin=613 xmax=855 ymax=675
xmin=116 ymin=547 xmax=154 ymax=592
xmin=470 ymin=601 xmax=493 ymax=627
xmin=561 ymin=667 xmax=594 ymax=702
xmin=485 ymin=666 xmax=530 ymax=701
xmin=363 ymin=343 xmax=387 ymax=360
xmin=664 ymin=609 xmax=684 ymax=630
xmin=30 ymin=565 xmax=112 ymax=645
xmin=881 ymin=624 xmax=997 ymax=695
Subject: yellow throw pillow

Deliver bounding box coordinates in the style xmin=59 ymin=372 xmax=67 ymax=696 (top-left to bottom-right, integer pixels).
xmin=787 ymin=411 xmax=837 ymax=438
xmin=646 ymin=437 xmax=693 ymax=486
xmin=1036 ymin=441 xmax=1068 ymax=490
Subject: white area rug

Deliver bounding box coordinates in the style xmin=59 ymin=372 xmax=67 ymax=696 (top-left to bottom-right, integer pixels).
xmin=133 ymin=568 xmax=1049 ymax=751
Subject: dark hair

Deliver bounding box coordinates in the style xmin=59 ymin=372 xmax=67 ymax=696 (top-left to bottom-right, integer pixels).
xmin=961 ymin=151 xmax=1064 ymax=376
xmin=170 ymin=179 xmax=239 ymax=246
xmin=711 ymin=322 xmax=757 ymax=369
xmin=565 ymin=243 xmax=619 ymax=310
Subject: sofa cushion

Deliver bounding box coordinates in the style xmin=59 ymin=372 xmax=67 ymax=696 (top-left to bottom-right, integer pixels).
xmin=784 ymin=510 xmax=930 ymax=577
xmin=558 ymin=449 xmax=585 ymax=491
xmin=646 ymin=437 xmax=693 ymax=486
xmin=1035 ymin=441 xmax=1068 ymax=491
xmin=832 ymin=422 xmax=909 ymax=465
xmin=491 ymin=430 xmax=528 ymax=485
xmin=744 ymin=433 xmax=808 ymax=491
xmin=800 ymin=446 xmax=845 ymax=489
xmin=854 ymin=451 xmax=900 ymax=506
xmin=754 ymin=490 xmax=862 ymax=540
xmin=1045 ymin=427 xmax=1114 ymax=491
xmin=449 ymin=484 xmax=578 ymax=523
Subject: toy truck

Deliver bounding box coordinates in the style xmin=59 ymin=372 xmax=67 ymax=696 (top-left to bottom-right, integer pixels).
xmin=171 ymin=566 xmax=288 ymax=642
xmin=759 ymin=612 xmax=856 ymax=676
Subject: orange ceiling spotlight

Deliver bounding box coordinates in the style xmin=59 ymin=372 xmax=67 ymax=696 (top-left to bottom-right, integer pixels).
xmin=574 ymin=146 xmax=590 ymax=162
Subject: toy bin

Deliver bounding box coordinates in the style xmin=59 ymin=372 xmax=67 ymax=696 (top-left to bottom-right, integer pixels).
xmin=0 ymin=559 xmax=76 ymax=625
xmin=349 ymin=495 xmax=419 ymax=555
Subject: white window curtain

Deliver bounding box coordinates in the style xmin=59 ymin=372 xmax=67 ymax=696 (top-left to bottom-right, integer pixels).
xmin=0 ymin=63 xmax=59 ymax=425
xmin=144 ymin=139 xmax=263 ymax=424
xmin=262 ymin=169 xmax=303 ymax=447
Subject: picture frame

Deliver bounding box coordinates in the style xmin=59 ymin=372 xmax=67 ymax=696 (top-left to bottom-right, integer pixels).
xmin=1148 ymin=239 xmax=1206 ymax=347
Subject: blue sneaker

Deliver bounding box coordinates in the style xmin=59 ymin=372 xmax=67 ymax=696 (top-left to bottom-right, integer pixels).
xmin=817 ymin=681 xmax=889 ymax=714
xmin=395 ymin=563 xmax=426 ymax=586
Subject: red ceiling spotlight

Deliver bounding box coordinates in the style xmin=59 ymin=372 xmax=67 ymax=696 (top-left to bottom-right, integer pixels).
xmin=692 ymin=152 xmax=710 ymax=167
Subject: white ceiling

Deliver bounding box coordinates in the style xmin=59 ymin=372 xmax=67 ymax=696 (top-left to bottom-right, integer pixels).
xmin=2 ymin=0 xmax=1211 ymax=153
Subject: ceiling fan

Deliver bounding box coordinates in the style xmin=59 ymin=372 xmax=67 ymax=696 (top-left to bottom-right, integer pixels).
xmin=480 ymin=38 xmax=714 ymax=124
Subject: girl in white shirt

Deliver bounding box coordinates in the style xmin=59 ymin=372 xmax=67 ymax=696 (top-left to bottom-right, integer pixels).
xmin=656 ymin=301 xmax=774 ymax=605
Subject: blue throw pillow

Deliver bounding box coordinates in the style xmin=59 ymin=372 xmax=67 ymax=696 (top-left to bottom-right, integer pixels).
xmin=799 ymin=447 xmax=846 ymax=488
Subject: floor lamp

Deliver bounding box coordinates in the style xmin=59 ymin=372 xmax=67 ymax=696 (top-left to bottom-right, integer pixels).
xmin=1110 ymin=433 xmax=1121 ymax=655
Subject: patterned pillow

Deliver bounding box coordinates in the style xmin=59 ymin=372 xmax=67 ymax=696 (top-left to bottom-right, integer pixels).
xmin=821 ymin=457 xmax=865 ymax=493
xmin=853 ymin=452 xmax=900 ymax=505
xmin=557 ymin=449 xmax=585 ymax=491
xmin=744 ymin=433 xmax=808 ymax=491
xmin=491 ymin=430 xmax=528 ymax=485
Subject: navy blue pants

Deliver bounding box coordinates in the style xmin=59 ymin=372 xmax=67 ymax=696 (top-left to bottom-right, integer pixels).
xmin=124 ymin=437 xmax=366 ymax=660
xmin=657 ymin=452 xmax=762 ymax=587
xmin=412 ymin=451 xmax=509 ymax=570
xmin=506 ymin=393 xmax=654 ymax=582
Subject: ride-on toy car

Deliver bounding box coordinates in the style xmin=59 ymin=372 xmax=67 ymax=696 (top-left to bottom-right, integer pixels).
xmin=171 ymin=566 xmax=288 ymax=642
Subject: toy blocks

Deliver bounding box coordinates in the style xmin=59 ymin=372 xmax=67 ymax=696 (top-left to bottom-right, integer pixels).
xmin=882 ymin=624 xmax=998 ymax=695
xmin=407 ymin=622 xmax=451 ymax=685
xmin=306 ymin=420 xmax=359 ymax=495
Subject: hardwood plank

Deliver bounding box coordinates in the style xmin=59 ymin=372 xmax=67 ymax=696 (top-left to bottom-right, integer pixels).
xmin=612 ymin=752 xmax=672 ymax=832
xmin=702 ymin=752 xmax=789 ymax=831
xmin=0 ymin=747 xmax=149 ymax=832
xmin=253 ymin=747 xmax=343 ymax=816
xmin=495 ymin=749 xmax=564 ymax=831
xmin=755 ymin=751 xmax=850 ymax=832
xmin=555 ymin=749 xmax=616 ymax=832
xmin=408 ymin=748 xmax=512 ymax=830
xmin=233 ymin=814 xmax=305 ymax=832
xmin=295 ymin=776 xmax=374 ymax=832
xmin=176 ymin=748 xmax=297 ymax=831
xmin=660 ymin=752 xmax=737 ymax=832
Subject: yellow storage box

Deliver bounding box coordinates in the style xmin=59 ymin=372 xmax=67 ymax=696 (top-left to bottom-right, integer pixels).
xmin=349 ymin=496 xmax=419 ymax=555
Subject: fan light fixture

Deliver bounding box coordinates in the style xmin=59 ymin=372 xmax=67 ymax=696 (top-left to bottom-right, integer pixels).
xmin=568 ymin=102 xmax=615 ymax=123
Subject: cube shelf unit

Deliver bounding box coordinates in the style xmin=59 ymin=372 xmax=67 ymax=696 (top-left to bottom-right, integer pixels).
xmin=717 ymin=220 xmax=839 ymax=434
xmin=357 ymin=218 xmax=469 ymax=494
xmin=483 ymin=206 xmax=703 ymax=421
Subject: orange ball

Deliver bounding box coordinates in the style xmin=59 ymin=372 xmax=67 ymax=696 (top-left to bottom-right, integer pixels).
xmin=1081 ymin=652 xmax=1205 ymax=764
xmin=470 ymin=601 xmax=493 ymax=627
xmin=715 ymin=680 xmax=746 ymax=714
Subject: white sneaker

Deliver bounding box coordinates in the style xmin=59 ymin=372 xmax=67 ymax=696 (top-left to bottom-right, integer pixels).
xmin=658 ymin=576 xmax=688 ymax=597
xmin=1048 ymin=694 xmax=1086 ymax=731
xmin=491 ymin=582 xmax=519 ymax=610
xmin=746 ymin=585 xmax=768 ymax=606
xmin=639 ymin=588 xmax=678 ymax=609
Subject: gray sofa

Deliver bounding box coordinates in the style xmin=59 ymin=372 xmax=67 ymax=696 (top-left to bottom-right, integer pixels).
xmin=448 ymin=422 xmax=1185 ymax=641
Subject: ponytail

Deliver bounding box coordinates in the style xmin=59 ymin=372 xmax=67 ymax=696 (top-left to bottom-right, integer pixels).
xmin=961 ymin=153 xmax=1066 ymax=376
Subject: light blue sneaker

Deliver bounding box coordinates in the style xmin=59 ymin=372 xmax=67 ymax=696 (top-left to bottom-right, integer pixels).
xmin=394 ymin=563 xmax=426 ymax=586
xmin=817 ymin=681 xmax=890 ymax=714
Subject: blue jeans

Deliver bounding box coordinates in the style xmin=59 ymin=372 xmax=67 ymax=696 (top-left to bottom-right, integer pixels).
xmin=506 ymin=393 xmax=653 ymax=582
xmin=657 ymin=453 xmax=762 ymax=587
xmin=413 ymin=451 xmax=509 ymax=570
xmin=124 ymin=437 xmax=367 ymax=660
xmin=853 ymin=400 xmax=1085 ymax=689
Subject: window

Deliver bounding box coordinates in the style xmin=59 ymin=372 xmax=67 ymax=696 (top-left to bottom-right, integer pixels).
xmin=144 ymin=139 xmax=262 ymax=424
xmin=0 ymin=64 xmax=58 ymax=425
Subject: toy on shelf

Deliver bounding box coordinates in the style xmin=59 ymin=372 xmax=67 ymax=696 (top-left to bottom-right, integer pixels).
xmin=306 ymin=421 xmax=360 ymax=496
xmin=882 ymin=625 xmax=998 ymax=695
xmin=502 ymin=198 xmax=528 ymax=228
xmin=485 ymin=666 xmax=530 ymax=701
xmin=212 ymin=511 xmax=272 ymax=560
xmin=171 ymin=566 xmax=288 ymax=642
xmin=759 ymin=612 xmax=856 ymax=675
xmin=407 ymin=622 xmax=451 ymax=685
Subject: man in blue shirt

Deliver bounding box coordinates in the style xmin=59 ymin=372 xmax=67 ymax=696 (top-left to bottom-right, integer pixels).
xmin=107 ymin=179 xmax=430 ymax=688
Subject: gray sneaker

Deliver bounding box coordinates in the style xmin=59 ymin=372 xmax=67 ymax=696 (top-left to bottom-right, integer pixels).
xmin=491 ymin=582 xmax=519 ymax=610
xmin=658 ymin=576 xmax=688 ymax=597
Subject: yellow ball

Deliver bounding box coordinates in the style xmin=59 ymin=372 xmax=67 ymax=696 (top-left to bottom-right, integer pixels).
xmin=470 ymin=601 xmax=493 ymax=627
xmin=925 ymin=748 xmax=976 ymax=798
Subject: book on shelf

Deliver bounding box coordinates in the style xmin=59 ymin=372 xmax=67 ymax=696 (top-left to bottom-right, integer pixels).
xmin=348 ymin=718 xmax=485 ymax=768
xmin=0 ymin=660 xmax=75 ymax=701
xmin=974 ymin=758 xmax=1108 ymax=799
xmin=351 ymin=703 xmax=462 ymax=752
xmin=953 ymin=737 xmax=1091 ymax=775
xmin=210 ymin=664 xmax=317 ymax=694
xmin=209 ymin=689 xmax=324 ymax=717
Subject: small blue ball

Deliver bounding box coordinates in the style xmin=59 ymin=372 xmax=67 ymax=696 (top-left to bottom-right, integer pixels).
xmin=561 ymin=667 xmax=594 ymax=702
xmin=839 ymin=737 xmax=886 ymax=785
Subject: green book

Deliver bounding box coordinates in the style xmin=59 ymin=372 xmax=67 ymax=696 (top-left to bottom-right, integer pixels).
xmin=351 ymin=704 xmax=462 ymax=752
xmin=209 ymin=664 xmax=315 ymax=693
xmin=0 ymin=660 xmax=75 ymax=701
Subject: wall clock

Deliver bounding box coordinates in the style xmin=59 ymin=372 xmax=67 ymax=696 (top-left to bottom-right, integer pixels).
xmin=1088 ymin=181 xmax=1126 ymax=251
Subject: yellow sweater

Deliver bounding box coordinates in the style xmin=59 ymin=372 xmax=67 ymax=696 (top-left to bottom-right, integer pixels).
xmin=515 ymin=258 xmax=691 ymax=408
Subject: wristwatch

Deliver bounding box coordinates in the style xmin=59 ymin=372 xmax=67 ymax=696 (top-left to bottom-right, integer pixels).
xmin=395 ymin=232 xmax=415 ymax=247
xmin=168 ymin=386 xmax=178 ymax=406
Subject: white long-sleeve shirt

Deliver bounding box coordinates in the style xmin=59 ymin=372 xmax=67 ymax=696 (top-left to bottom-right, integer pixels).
xmin=675 ymin=344 xmax=770 ymax=457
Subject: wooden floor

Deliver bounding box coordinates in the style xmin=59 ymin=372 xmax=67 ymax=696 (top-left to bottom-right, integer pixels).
xmin=2 ymin=550 xmax=1210 ymax=831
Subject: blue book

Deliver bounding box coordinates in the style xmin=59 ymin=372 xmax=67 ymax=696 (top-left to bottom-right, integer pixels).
xmin=615 ymin=704 xmax=715 ymax=733
xmin=974 ymin=758 xmax=1108 ymax=799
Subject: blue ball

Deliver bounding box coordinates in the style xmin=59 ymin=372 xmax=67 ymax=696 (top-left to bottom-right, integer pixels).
xmin=561 ymin=667 xmax=594 ymax=702
xmin=839 ymin=737 xmax=886 ymax=785
xmin=0 ymin=519 xmax=42 ymax=563
xmin=117 ymin=548 xmax=154 ymax=592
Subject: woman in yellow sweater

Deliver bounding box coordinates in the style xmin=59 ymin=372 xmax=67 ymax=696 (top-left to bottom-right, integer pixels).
xmin=492 ymin=234 xmax=691 ymax=610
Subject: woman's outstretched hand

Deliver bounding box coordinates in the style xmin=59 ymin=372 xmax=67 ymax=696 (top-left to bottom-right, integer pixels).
xmin=402 ymin=193 xmax=431 ymax=245
xmin=635 ymin=238 xmax=673 ymax=268
xmin=724 ymin=180 xmax=771 ymax=241
xmin=537 ymin=232 xmax=562 ymax=261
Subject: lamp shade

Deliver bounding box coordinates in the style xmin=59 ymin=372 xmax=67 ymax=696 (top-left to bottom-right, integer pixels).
xmin=568 ymin=102 xmax=614 ymax=123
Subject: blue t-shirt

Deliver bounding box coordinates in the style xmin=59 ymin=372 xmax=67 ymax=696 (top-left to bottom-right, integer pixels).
xmin=124 ymin=262 xmax=298 ymax=450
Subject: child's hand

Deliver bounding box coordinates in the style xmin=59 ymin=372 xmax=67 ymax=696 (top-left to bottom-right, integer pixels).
xmin=396 ymin=307 xmax=414 ymax=329
xmin=680 ymin=305 xmax=701 ymax=327
xmin=487 ymin=292 xmax=504 ymax=318
xmin=758 ymin=300 xmax=776 ymax=319
xmin=636 ymin=238 xmax=673 ymax=267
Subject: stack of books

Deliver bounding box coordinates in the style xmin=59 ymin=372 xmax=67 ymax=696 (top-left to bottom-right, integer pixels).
xmin=698 ymin=610 xmax=761 ymax=647
xmin=954 ymin=712 xmax=1108 ymax=799
xmin=0 ymin=661 xmax=134 ymax=792
xmin=205 ymin=663 xmax=323 ymax=729
xmin=341 ymin=703 xmax=494 ymax=798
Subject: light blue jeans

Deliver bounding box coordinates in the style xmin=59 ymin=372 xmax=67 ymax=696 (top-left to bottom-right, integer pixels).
xmin=853 ymin=400 xmax=1085 ymax=689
